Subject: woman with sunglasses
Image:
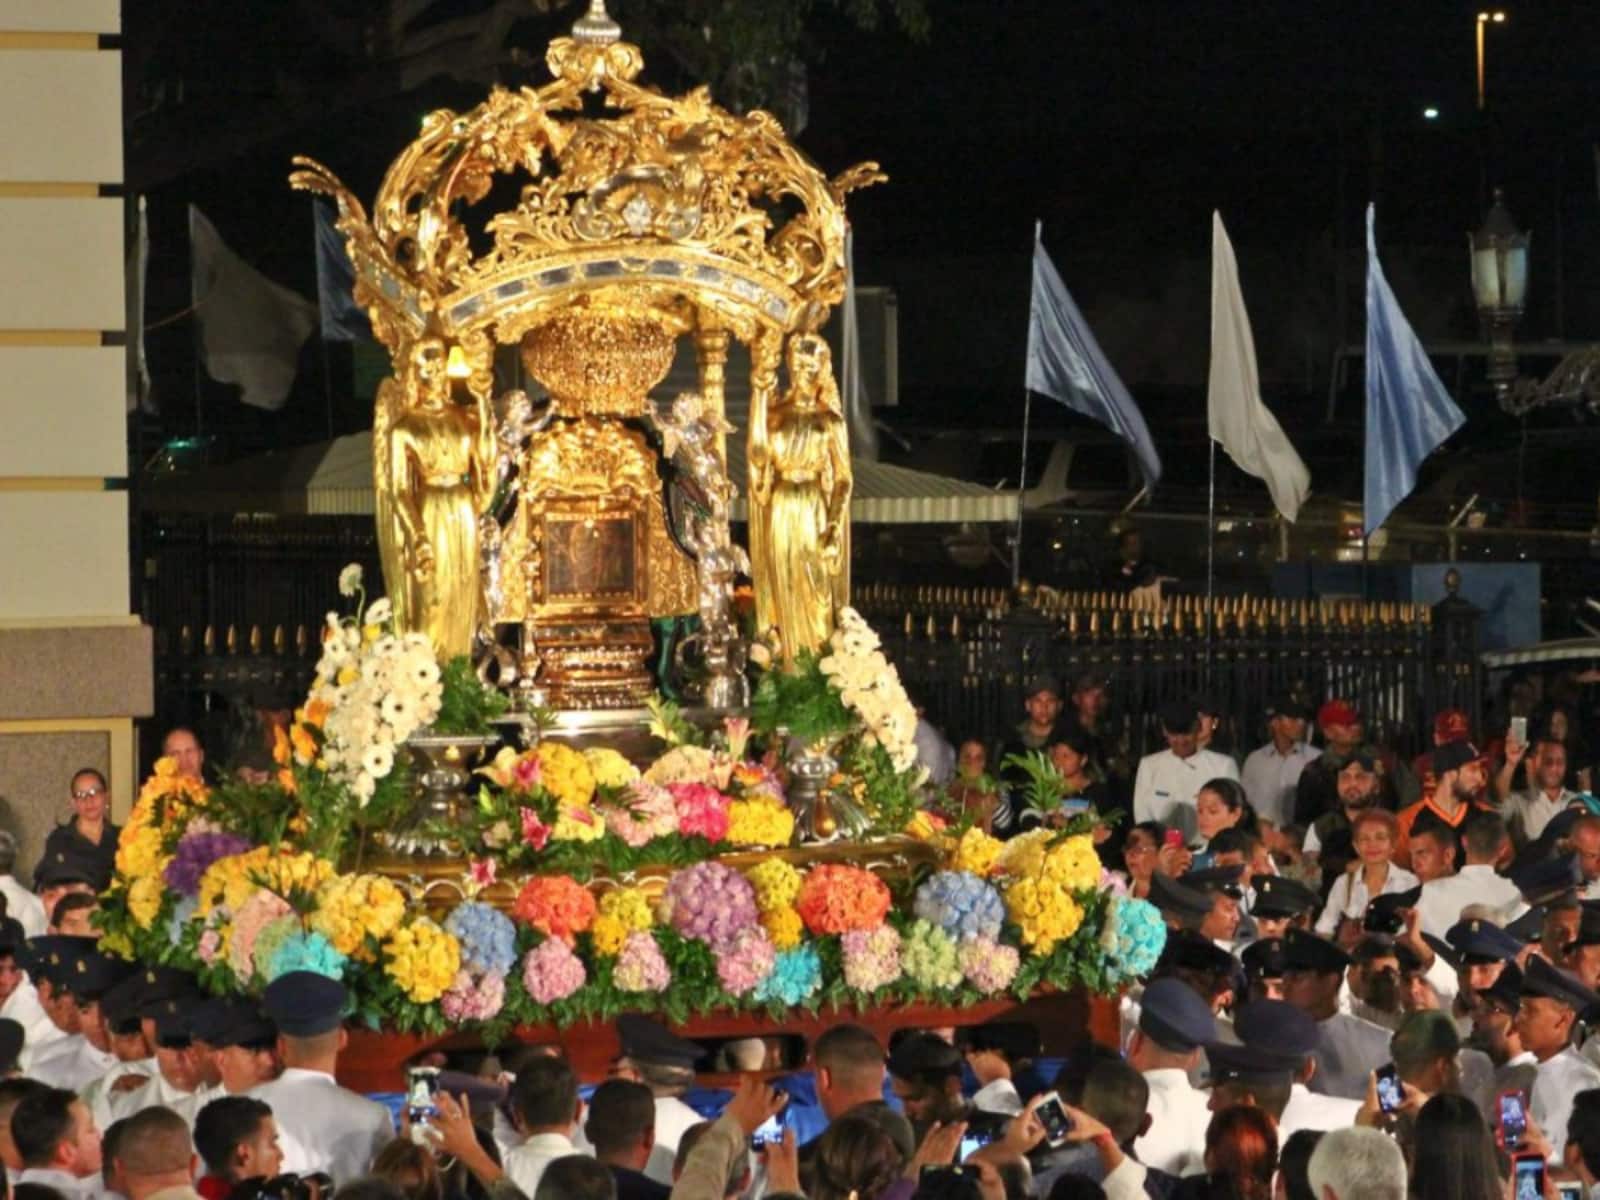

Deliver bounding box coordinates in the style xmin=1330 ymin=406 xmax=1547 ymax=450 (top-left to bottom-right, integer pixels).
xmin=36 ymin=768 xmax=121 ymax=891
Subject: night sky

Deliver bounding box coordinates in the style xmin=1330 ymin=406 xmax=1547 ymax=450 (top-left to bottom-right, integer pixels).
xmin=129 ymin=1 xmax=1600 ymax=515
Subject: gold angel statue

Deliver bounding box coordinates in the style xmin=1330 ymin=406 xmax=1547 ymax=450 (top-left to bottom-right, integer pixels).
xmin=373 ymin=338 xmax=495 ymax=658
xmin=747 ymin=333 xmax=853 ymax=660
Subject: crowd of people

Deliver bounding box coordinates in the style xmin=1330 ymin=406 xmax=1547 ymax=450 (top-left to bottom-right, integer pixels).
xmin=2 ymin=683 xmax=1599 ymax=1200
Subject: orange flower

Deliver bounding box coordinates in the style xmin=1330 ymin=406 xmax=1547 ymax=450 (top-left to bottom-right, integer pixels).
xmin=795 ymin=864 xmax=892 ymax=935
xmin=511 ymin=875 xmax=597 ymax=945
xmin=272 ymin=725 xmax=291 ymax=767
xmin=277 ymin=767 xmax=298 ymax=794
xmin=289 ymin=724 xmax=318 ymax=765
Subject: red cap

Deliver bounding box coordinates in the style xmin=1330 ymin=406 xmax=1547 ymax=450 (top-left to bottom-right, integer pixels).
xmin=1433 ymin=709 xmax=1470 ymax=744
xmin=1317 ymin=699 xmax=1360 ymax=728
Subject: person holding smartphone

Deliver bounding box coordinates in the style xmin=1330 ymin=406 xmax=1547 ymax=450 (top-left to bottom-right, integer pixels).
xmin=1518 ymin=956 xmax=1600 ymax=1164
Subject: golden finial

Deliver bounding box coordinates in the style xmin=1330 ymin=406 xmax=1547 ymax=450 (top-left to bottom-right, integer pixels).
xmin=571 ymin=0 xmax=622 ymax=46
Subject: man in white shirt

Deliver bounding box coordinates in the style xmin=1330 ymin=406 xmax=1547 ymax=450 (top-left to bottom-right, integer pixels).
xmin=0 ymin=835 xmax=44 ymax=939
xmin=613 ymin=1015 xmax=708 ymax=1184
xmin=1282 ymin=929 xmax=1391 ymax=1100
xmin=1128 ymin=977 xmax=1216 ymax=1175
xmin=249 ymin=972 xmax=392 ymax=1183
xmin=27 ymin=939 xmax=116 ymax=1092
xmin=1416 ymin=812 xmax=1523 ymax=937
xmin=1239 ymin=698 xmax=1318 ymax=829
xmin=110 ymin=1013 xmax=207 ymax=1126
xmin=502 ymin=1055 xmax=585 ymax=1196
xmin=11 ymin=1084 xmax=104 ymax=1199
xmin=0 ymin=936 xmax=59 ymax=1071
xmin=1502 ymin=739 xmax=1581 ymax=848
xmin=1133 ymin=701 xmax=1240 ymax=841
xmin=1228 ymin=999 xmax=1361 ymax=1139
xmin=1519 ymin=956 xmax=1600 ymax=1164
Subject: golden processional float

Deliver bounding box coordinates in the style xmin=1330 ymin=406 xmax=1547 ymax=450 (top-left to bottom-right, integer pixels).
xmin=291 ymin=0 xmax=884 ymax=833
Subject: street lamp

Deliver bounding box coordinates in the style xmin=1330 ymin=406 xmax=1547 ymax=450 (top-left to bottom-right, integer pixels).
xmin=1470 ymin=188 xmax=1528 ymax=408
xmin=1476 ymin=10 xmax=1507 ymax=111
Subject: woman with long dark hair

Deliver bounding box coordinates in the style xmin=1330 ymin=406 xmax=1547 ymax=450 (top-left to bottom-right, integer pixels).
xmin=1407 ymin=1094 xmax=1502 ymax=1200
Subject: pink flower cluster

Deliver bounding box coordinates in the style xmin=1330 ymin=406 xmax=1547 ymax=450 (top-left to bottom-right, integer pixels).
xmin=957 ymin=935 xmax=1021 ymax=994
xmin=599 ymin=782 xmax=679 ymax=848
xmin=715 ymin=928 xmax=777 ymax=996
xmin=228 ymin=890 xmax=293 ymax=979
xmin=523 ymin=936 xmax=587 ymax=1005
xmin=613 ymin=931 xmax=671 ymax=993
xmin=667 ymin=782 xmax=731 ymax=842
xmin=658 ymin=861 xmax=757 ymax=948
xmin=440 ymin=969 xmax=507 ymax=1021
xmin=841 ymin=925 xmax=903 ymax=992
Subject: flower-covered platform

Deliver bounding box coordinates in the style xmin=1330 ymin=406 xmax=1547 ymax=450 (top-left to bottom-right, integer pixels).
xmin=100 ymin=574 xmax=1165 ymax=1089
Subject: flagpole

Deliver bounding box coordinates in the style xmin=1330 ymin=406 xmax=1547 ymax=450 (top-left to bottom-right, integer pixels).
xmin=1013 ymin=223 xmax=1042 ymax=590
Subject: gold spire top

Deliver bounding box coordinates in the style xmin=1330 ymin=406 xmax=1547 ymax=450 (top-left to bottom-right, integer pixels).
xmin=571 ymin=0 xmax=622 ymax=46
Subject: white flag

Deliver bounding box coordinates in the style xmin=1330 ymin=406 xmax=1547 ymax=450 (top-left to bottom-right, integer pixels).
xmin=1207 ymin=212 xmax=1310 ymax=521
xmin=190 ymin=205 xmax=316 ymax=411
xmin=841 ymin=226 xmax=879 ymax=460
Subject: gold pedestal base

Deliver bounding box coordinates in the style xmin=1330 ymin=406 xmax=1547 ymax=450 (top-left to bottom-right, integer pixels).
xmin=532 ymin=617 xmax=655 ymax=709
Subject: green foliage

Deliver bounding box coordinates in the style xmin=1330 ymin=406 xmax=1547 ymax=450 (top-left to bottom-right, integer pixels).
xmin=751 ymin=651 xmax=853 ymax=746
xmin=647 ymin=696 xmax=705 ymax=748
xmin=434 ymin=656 xmax=510 ymax=736
xmin=1000 ymin=750 xmax=1068 ymax=820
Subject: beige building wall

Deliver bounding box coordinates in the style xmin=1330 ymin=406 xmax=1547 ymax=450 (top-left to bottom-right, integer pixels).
xmin=0 ymin=5 xmax=152 ymax=880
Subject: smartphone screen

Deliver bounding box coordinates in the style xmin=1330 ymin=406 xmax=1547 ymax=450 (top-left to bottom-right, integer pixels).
xmin=406 ymin=1066 xmax=439 ymax=1123
xmin=1034 ymin=1092 xmax=1074 ymax=1146
xmin=1499 ymin=1091 xmax=1527 ymax=1149
xmin=1375 ymin=1064 xmax=1402 ymax=1114
xmin=1510 ymin=716 xmax=1529 ymax=744
xmin=1556 ymin=1182 xmax=1583 ymax=1200
xmin=1513 ymin=1155 xmax=1545 ymax=1200
xmin=958 ymin=1126 xmax=997 ymax=1161
xmin=750 ymin=1116 xmax=782 ymax=1150
xmin=1163 ymin=829 xmax=1185 ymax=850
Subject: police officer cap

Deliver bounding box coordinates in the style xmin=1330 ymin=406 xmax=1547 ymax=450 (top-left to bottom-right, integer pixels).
xmin=1539 ymin=809 xmax=1586 ymax=847
xmin=1137 ymin=977 xmax=1216 ymax=1053
xmin=1510 ymin=853 xmax=1583 ymax=906
xmin=1156 ymin=931 xmax=1236 ymax=977
xmin=33 ymin=848 xmax=98 ymax=889
xmin=135 ymin=966 xmax=201 ymax=1020
xmin=1364 ymin=887 xmax=1422 ymax=935
xmin=1505 ymin=906 xmax=1545 ymax=945
xmin=262 ymin=971 xmax=348 ymax=1037
xmin=0 ymin=920 xmax=25 ymax=960
xmin=616 ymin=1014 xmax=704 ymax=1070
xmin=0 ymin=1019 xmax=22 ymax=1074
xmin=1240 ymin=937 xmax=1288 ymax=980
xmin=1478 ymin=962 xmax=1523 ymax=1014
xmin=1249 ymin=875 xmax=1317 ymax=919
xmin=1158 ymin=700 xmax=1199 ymax=734
xmin=1446 ymin=917 xmax=1521 ymax=964
xmin=1148 ymin=873 xmax=1214 ymax=921
xmin=1233 ymin=999 xmax=1319 ymax=1059
xmin=1568 ymin=907 xmax=1600 ymax=952
xmin=1281 ymin=929 xmax=1351 ymax=974
xmin=1520 ymin=954 xmax=1600 ymax=1012
xmin=66 ymin=949 xmax=134 ymax=1002
xmin=26 ymin=935 xmax=92 ymax=988
xmin=99 ymin=973 xmax=144 ymax=1035
xmin=887 ymin=1032 xmax=963 ymax=1082
xmin=1205 ymin=1040 xmax=1297 ymax=1087
xmin=1180 ymin=865 xmax=1244 ymax=901
xmin=154 ymin=1010 xmax=192 ymax=1050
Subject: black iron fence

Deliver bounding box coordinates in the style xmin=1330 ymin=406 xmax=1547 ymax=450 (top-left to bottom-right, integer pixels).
xmin=854 ymin=583 xmax=1482 ymax=763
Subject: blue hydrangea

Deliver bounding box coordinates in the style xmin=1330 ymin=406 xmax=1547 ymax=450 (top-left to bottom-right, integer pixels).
xmin=445 ymin=901 xmax=518 ymax=975
xmin=166 ymin=895 xmax=199 ymax=947
xmin=1110 ymin=897 xmax=1166 ymax=981
xmin=754 ymin=945 xmax=823 ymax=1007
xmin=913 ymin=870 xmax=1005 ymax=941
xmin=262 ymin=930 xmax=347 ymax=982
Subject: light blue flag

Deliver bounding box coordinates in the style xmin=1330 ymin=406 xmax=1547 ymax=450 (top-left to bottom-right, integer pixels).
xmin=1026 ymin=230 xmax=1162 ymax=488
xmin=1363 ymin=204 xmax=1465 ymax=536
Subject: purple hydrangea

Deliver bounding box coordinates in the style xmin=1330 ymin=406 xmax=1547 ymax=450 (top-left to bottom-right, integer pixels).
xmin=163 ymin=832 xmax=253 ymax=897
xmin=658 ymin=861 xmax=758 ymax=950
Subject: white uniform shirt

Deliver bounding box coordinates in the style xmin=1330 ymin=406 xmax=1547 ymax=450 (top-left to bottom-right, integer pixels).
xmin=15 ymin=1166 xmax=108 ymax=1200
xmin=1532 ymin=1048 xmax=1600 ymax=1164
xmin=1309 ymin=1012 xmax=1392 ymax=1100
xmin=1240 ymin=742 xmax=1319 ymax=828
xmin=1132 ymin=749 xmax=1240 ymax=840
xmin=503 ymin=1131 xmax=583 ymax=1196
xmin=1416 ymin=864 xmax=1526 ymax=938
xmin=30 ymin=1038 xmax=115 ymax=1091
xmin=644 ymin=1094 xmax=703 ymax=1184
xmin=3 ymin=979 xmax=63 ymax=1070
xmin=1503 ymin=787 xmax=1580 ymax=845
xmin=248 ymin=1067 xmax=394 ymax=1183
xmin=110 ymin=1070 xmax=206 ymax=1125
xmin=1132 ymin=1067 xmax=1210 ymax=1175
xmin=970 ymin=1078 xmax=1023 ymax=1116
xmin=82 ymin=1056 xmax=155 ymax=1130
xmin=1314 ymin=865 xmax=1420 ymax=937
xmin=1277 ymin=1082 xmax=1360 ymax=1141
xmin=0 ymin=878 xmax=46 ymax=938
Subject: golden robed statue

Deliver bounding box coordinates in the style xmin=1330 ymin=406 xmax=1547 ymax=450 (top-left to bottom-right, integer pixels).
xmin=748 ymin=334 xmax=853 ymax=660
xmin=374 ymin=338 xmax=494 ymax=659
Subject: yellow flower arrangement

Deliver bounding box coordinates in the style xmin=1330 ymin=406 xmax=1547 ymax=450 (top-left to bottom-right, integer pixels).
xmin=745 ymin=858 xmax=803 ymax=914
xmin=551 ymin=807 xmax=605 ymax=843
xmin=115 ymin=824 xmax=167 ymax=885
xmin=994 ymin=828 xmax=1052 ymax=878
xmin=582 ymin=747 xmax=639 ymax=791
xmin=198 ymin=848 xmax=335 ymax=915
xmin=953 ymin=827 xmax=1004 ymax=877
xmin=1040 ymin=835 xmax=1100 ymax=893
xmin=310 ymin=874 xmax=408 ymax=958
xmin=1004 ymin=876 xmax=1085 ymax=953
xmin=762 ymin=906 xmax=804 ymax=950
xmin=128 ymin=875 xmax=165 ymax=929
xmin=116 ymin=755 xmax=213 ymax=886
xmin=382 ymin=917 xmax=462 ymax=1004
xmin=725 ymin=798 xmax=795 ymax=848
xmin=535 ymin=742 xmax=596 ymax=809
xmin=591 ymin=887 xmax=653 ymax=956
